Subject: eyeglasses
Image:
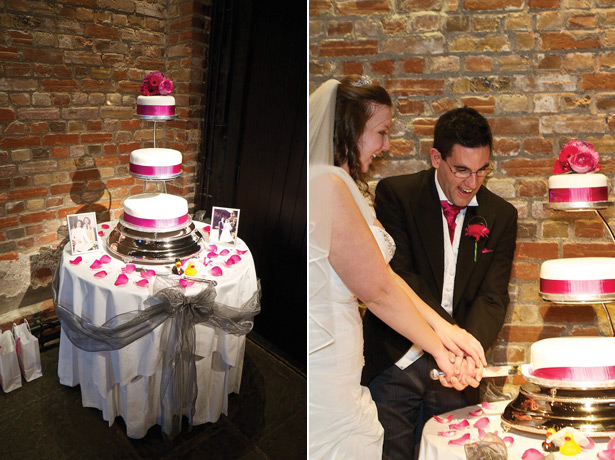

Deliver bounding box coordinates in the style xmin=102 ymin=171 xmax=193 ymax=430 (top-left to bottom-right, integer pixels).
xmin=442 ymin=159 xmax=493 ymax=179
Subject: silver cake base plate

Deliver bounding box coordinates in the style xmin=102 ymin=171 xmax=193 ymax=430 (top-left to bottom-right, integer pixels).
xmin=540 ymin=291 xmax=615 ymax=304
xmin=106 ymin=221 xmax=205 ymax=264
xmin=547 ymin=201 xmax=612 ymax=211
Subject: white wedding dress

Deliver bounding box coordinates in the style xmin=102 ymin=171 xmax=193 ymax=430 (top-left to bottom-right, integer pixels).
xmin=309 ymin=166 xmax=395 ymax=459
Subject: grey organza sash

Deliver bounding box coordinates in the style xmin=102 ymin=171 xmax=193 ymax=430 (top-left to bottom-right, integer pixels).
xmin=52 ymin=269 xmax=260 ymax=441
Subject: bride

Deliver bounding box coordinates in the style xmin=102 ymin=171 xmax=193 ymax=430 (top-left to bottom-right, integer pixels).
xmin=309 ymin=77 xmax=486 ymax=459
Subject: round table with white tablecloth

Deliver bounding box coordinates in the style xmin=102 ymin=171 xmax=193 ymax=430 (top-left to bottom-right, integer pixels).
xmin=419 ymin=400 xmax=613 ymax=460
xmin=55 ymin=222 xmax=259 ymax=438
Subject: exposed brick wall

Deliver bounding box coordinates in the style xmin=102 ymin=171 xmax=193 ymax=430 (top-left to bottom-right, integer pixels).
xmin=0 ymin=0 xmax=211 ymax=324
xmin=310 ymin=1 xmax=615 ymax=371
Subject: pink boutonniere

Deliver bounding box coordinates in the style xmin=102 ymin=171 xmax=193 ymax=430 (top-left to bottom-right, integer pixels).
xmin=464 ymin=217 xmax=490 ymax=262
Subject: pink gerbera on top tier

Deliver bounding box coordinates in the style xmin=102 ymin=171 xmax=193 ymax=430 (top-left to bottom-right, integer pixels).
xmin=140 ymin=71 xmax=174 ymax=96
xmin=553 ymin=140 xmax=601 ymax=174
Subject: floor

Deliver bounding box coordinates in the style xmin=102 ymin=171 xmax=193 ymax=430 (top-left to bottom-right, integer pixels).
xmin=0 ymin=335 xmax=306 ymax=460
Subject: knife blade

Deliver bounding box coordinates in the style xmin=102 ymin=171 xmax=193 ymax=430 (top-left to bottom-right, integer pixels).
xmin=429 ymin=365 xmax=522 ymax=380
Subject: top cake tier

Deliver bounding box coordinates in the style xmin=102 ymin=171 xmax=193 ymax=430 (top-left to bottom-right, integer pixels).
xmin=548 ymin=173 xmax=608 ymax=205
xmin=136 ymin=95 xmax=175 ymax=118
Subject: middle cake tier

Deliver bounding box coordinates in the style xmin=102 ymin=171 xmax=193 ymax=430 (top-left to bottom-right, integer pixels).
xmin=540 ymin=257 xmax=615 ymax=303
xmin=129 ymin=148 xmax=182 ymax=180
xmin=121 ymin=192 xmax=189 ymax=232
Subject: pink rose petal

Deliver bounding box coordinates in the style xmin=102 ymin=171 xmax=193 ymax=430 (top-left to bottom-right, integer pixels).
xmin=122 ymin=264 xmax=136 ymax=274
xmin=101 ymin=224 xmax=109 ymax=229
xmin=207 ymin=251 xmax=218 ymax=258
xmin=478 ymin=428 xmax=487 ymax=439
xmin=599 ymin=450 xmax=615 ymax=460
xmin=229 ymin=254 xmax=241 ymax=264
xmin=473 ymin=417 xmax=490 ymax=429
xmin=225 ymin=257 xmax=236 ymax=267
xmin=468 ymin=408 xmax=483 ymax=417
xmin=98 ymin=231 xmax=104 ymax=236
xmin=448 ymin=433 xmax=471 ymax=446
xmin=220 ymin=249 xmax=230 ymax=256
xmin=90 ymin=260 xmax=102 ymax=269
xmin=93 ymin=270 xmax=107 ymax=278
xmin=236 ymin=249 xmax=247 ymax=255
xmin=140 ymin=269 xmax=156 ymax=279
xmin=207 ymin=244 xmax=217 ymax=252
xmin=437 ymin=430 xmax=458 ymax=437
xmin=115 ymin=274 xmax=129 ymax=286
xmin=449 ymin=419 xmax=469 ymax=430
xmin=433 ymin=414 xmax=453 ymax=424
xmin=521 ymin=448 xmax=545 ymax=460
xmin=69 ymin=256 xmax=82 ymax=265
xmin=608 ymin=437 xmax=615 ymax=451
xmin=178 ymin=278 xmax=195 ymax=288
xmin=481 ymin=401 xmax=495 ymax=410
xmin=202 ymin=225 xmax=211 ymax=234
xmin=503 ymin=436 xmax=514 ymax=447
xmin=100 ymin=255 xmax=111 ymax=264
xmin=582 ymin=436 xmax=595 ymax=450
xmin=136 ymin=279 xmax=149 ymax=287
xmin=211 ymin=266 xmax=223 ymax=276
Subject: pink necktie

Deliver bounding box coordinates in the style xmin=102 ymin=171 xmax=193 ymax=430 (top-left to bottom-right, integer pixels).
xmin=441 ymin=200 xmax=464 ymax=243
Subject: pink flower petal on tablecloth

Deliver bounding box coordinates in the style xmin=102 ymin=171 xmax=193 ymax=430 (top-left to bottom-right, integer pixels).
xmin=69 ymin=256 xmax=82 ymax=265
xmin=115 ymin=274 xmax=129 ymax=286
xmin=582 ymin=436 xmax=595 ymax=450
xmin=98 ymin=231 xmax=104 ymax=236
xmin=449 ymin=419 xmax=469 ymax=430
xmin=101 ymin=224 xmax=109 ymax=229
xmin=477 ymin=428 xmax=487 ymax=439
xmin=90 ymin=260 xmax=102 ymax=269
xmin=122 ymin=264 xmax=136 ymax=274
xmin=503 ymin=436 xmax=514 ymax=447
xmin=136 ymin=279 xmax=149 ymax=287
xmin=100 ymin=255 xmax=111 ymax=264
xmin=236 ymin=249 xmax=247 ymax=255
xmin=468 ymin=408 xmax=483 ymax=417
xmin=220 ymin=249 xmax=230 ymax=256
xmin=202 ymin=225 xmax=211 ymax=234
xmin=140 ymin=269 xmax=156 ymax=279
xmin=433 ymin=414 xmax=453 ymax=424
xmin=608 ymin=437 xmax=615 ymax=450
xmin=448 ymin=433 xmax=471 ymax=446
xmin=481 ymin=401 xmax=495 ymax=410
xmin=207 ymin=244 xmax=217 ymax=252
xmin=178 ymin=278 xmax=194 ymax=288
xmin=599 ymin=450 xmax=615 ymax=460
xmin=473 ymin=417 xmax=490 ymax=429
xmin=521 ymin=448 xmax=545 ymax=460
xmin=211 ymin=266 xmax=223 ymax=276
xmin=93 ymin=271 xmax=107 ymax=278
xmin=207 ymin=251 xmax=218 ymax=258
xmin=437 ymin=430 xmax=458 ymax=437
xmin=229 ymin=254 xmax=241 ymax=264
xmin=225 ymin=257 xmax=236 ymax=267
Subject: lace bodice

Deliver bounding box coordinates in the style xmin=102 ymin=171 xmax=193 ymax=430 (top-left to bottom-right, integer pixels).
xmin=370 ymin=225 xmax=396 ymax=264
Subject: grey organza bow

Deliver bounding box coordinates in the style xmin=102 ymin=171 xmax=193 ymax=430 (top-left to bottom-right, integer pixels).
xmin=52 ymin=268 xmax=260 ymax=441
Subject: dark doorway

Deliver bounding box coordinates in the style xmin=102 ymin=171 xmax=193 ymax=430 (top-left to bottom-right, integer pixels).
xmin=198 ymin=0 xmax=306 ymax=370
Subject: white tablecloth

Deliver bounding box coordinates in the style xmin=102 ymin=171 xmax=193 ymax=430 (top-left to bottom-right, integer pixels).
xmin=419 ymin=400 xmax=613 ymax=459
xmin=56 ymin=222 xmax=259 ymax=438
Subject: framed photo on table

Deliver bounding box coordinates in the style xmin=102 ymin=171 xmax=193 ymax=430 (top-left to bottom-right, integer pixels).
xmin=67 ymin=212 xmax=101 ymax=255
xmin=211 ymin=207 xmax=240 ymax=245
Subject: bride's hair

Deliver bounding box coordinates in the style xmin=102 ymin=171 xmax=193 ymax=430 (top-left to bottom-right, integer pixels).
xmin=334 ymin=76 xmax=392 ymax=193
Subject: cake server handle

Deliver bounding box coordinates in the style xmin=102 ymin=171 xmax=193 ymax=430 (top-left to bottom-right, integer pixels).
xmin=429 ymin=365 xmax=522 ymax=380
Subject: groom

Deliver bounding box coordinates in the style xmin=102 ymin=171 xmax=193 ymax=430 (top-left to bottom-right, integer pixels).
xmin=361 ymin=107 xmax=518 ymax=460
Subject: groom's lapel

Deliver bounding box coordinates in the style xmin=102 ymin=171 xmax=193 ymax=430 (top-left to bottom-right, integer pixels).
xmin=413 ymin=169 xmax=445 ymax=294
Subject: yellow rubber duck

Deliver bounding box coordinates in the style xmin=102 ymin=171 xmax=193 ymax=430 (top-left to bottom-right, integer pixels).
xmin=184 ymin=262 xmax=197 ymax=277
xmin=559 ymin=432 xmax=581 ymax=456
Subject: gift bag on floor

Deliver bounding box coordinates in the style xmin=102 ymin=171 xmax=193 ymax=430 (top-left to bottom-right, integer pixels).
xmin=13 ymin=320 xmax=42 ymax=382
xmin=0 ymin=329 xmax=22 ymax=392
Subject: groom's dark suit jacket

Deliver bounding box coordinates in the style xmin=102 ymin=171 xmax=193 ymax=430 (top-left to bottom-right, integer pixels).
xmin=361 ymin=168 xmax=518 ymax=386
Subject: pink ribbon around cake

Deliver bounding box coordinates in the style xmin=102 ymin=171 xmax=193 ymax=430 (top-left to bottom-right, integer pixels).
xmin=136 ymin=105 xmax=175 ymax=116
xmin=530 ymin=366 xmax=615 ymax=382
xmin=124 ymin=213 xmax=188 ymax=229
xmin=129 ymin=164 xmax=181 ymax=176
xmin=540 ymin=278 xmax=615 ymax=294
xmin=549 ymin=186 xmax=608 ymax=203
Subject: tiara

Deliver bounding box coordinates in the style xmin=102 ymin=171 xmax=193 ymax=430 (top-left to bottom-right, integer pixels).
xmin=352 ymin=75 xmax=373 ymax=87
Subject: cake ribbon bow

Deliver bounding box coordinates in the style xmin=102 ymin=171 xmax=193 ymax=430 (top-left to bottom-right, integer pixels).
xmin=51 ymin=264 xmax=261 ymax=441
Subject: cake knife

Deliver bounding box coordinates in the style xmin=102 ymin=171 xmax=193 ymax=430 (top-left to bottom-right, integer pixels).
xmin=429 ymin=365 xmax=522 ymax=380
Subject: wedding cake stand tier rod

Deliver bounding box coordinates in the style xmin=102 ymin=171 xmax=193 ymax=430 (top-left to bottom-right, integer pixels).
xmin=602 ymin=302 xmax=615 ymax=337
xmin=595 ymin=209 xmax=615 ymax=245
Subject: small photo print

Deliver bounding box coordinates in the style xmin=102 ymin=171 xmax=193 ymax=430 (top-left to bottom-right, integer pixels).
xmin=67 ymin=212 xmax=101 ymax=255
xmin=210 ymin=207 xmax=240 ymax=245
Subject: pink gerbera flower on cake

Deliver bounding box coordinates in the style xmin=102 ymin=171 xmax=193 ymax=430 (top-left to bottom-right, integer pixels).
xmin=140 ymin=71 xmax=173 ymax=96
xmin=553 ymin=139 xmax=600 ymax=174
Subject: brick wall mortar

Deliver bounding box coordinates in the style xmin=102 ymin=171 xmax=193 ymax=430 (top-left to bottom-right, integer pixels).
xmin=311 ymin=0 xmax=615 ymax=368
xmin=0 ymin=0 xmax=211 ymax=320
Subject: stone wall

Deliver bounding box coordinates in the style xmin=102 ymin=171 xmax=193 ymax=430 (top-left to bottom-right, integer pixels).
xmin=310 ymin=0 xmax=615 ymax=376
xmin=0 ymin=0 xmax=210 ymax=327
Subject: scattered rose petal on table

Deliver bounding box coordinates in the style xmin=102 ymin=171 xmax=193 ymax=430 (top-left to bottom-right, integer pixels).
xmin=202 ymin=225 xmax=211 ymax=234
xmin=449 ymin=419 xmax=469 ymax=430
xmin=140 ymin=269 xmax=156 ymax=279
xmin=98 ymin=231 xmax=104 ymax=236
xmin=609 ymin=437 xmax=615 ymax=450
xmin=236 ymin=249 xmax=247 ymax=255
xmin=229 ymin=254 xmax=241 ymax=264
xmin=90 ymin=260 xmax=102 ymax=269
xmin=582 ymin=436 xmax=595 ymax=450
xmin=225 ymin=258 xmax=236 ymax=267
xmin=69 ymin=256 xmax=82 ymax=265
xmin=599 ymin=450 xmax=615 ymax=460
xmin=448 ymin=433 xmax=471 ymax=446
xmin=100 ymin=255 xmax=111 ymax=264
xmin=207 ymin=244 xmax=217 ymax=252
xmin=207 ymin=251 xmax=218 ymax=259
xmin=136 ymin=279 xmax=149 ymax=287
xmin=433 ymin=414 xmax=453 ymax=424
xmin=468 ymin=408 xmax=483 ymax=416
xmin=503 ymin=436 xmax=514 ymax=447
xmin=93 ymin=271 xmax=107 ymax=278
xmin=473 ymin=417 xmax=489 ymax=429
xmin=211 ymin=266 xmax=223 ymax=276
xmin=122 ymin=264 xmax=136 ymax=274
xmin=178 ymin=278 xmax=194 ymax=288
xmin=521 ymin=448 xmax=545 ymax=460
xmin=481 ymin=401 xmax=495 ymax=410
xmin=477 ymin=428 xmax=487 ymax=439
xmin=101 ymin=224 xmax=109 ymax=229
xmin=115 ymin=274 xmax=129 ymax=286
xmin=220 ymin=249 xmax=230 ymax=256
xmin=437 ymin=431 xmax=457 ymax=437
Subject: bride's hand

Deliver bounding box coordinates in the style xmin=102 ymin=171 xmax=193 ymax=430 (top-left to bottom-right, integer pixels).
xmin=434 ymin=322 xmax=486 ymax=368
